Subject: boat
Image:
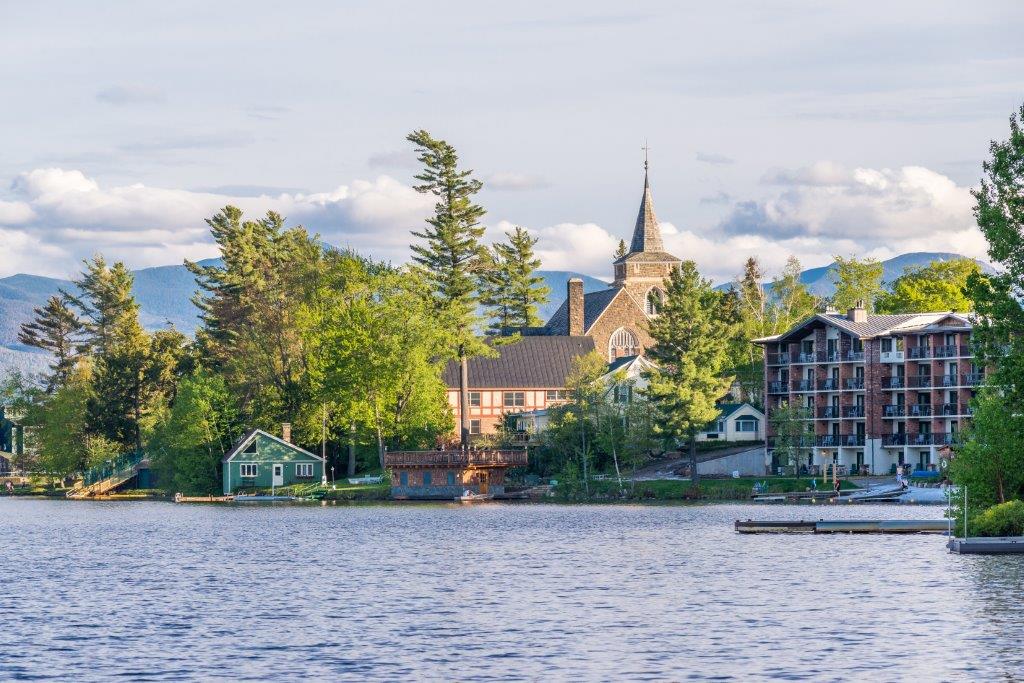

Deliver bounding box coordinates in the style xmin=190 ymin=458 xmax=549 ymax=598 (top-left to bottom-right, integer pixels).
xmin=233 ymin=494 xmax=299 ymax=502
xmin=455 ymin=492 xmax=494 ymax=503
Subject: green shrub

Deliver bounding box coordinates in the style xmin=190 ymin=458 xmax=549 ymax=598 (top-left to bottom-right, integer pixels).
xmin=972 ymin=500 xmax=1024 ymax=537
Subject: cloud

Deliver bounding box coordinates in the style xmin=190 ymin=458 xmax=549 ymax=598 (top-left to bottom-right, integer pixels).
xmin=484 ymin=172 xmax=550 ymax=191
xmin=192 ymin=184 xmax=308 ymax=197
xmin=96 ymin=85 xmax=165 ymax=105
xmin=246 ymin=105 xmax=291 ymax=121
xmin=367 ymin=150 xmax=419 ymax=170
xmin=699 ymin=191 xmax=733 ymax=205
xmin=117 ymin=131 xmax=256 ymax=153
xmin=0 ymin=168 xmax=434 ymax=277
xmin=696 ymin=152 xmax=735 ymax=165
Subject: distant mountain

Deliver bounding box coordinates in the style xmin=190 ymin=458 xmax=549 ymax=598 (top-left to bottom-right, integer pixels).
xmin=0 ymin=252 xmax=991 ymax=378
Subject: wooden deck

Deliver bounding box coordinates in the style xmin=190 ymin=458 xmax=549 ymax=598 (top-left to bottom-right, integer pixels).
xmin=384 ymin=449 xmax=527 ymax=468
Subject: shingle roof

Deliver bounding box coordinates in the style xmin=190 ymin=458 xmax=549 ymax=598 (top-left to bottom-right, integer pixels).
xmin=543 ymin=287 xmax=621 ymax=334
xmin=629 ymin=169 xmax=664 ymax=253
xmin=769 ymin=311 xmax=973 ymax=343
xmin=222 ymin=428 xmax=322 ymax=463
xmin=442 ymin=336 xmax=596 ymax=388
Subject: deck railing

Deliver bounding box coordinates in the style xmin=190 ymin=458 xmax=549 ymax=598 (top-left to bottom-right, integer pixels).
xmin=384 ymin=449 xmax=528 ymax=468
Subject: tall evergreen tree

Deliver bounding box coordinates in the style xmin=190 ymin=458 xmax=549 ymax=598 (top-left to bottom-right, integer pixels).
xmin=645 ymin=261 xmax=737 ymax=485
xmin=407 ymin=129 xmax=490 ymax=447
xmin=614 ymin=239 xmax=627 ymax=260
xmin=480 ymin=226 xmax=550 ymax=334
xmin=17 ymin=295 xmax=83 ymax=392
xmin=830 ymin=255 xmax=884 ymax=312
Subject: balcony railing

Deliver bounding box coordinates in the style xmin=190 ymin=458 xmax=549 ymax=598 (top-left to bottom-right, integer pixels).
xmin=384 ymin=449 xmax=528 ymax=468
xmin=824 ymin=351 xmax=840 ymax=363
xmin=908 ymin=346 xmax=931 ymax=360
xmin=934 ymin=344 xmax=971 ymax=358
xmin=843 ymin=405 xmax=865 ymax=418
xmin=907 ymin=404 xmax=933 ymax=418
xmin=766 ymin=352 xmax=791 ymax=365
xmin=817 ymin=378 xmax=839 ymax=391
xmin=843 ymin=350 xmax=865 ymax=362
xmin=883 ymin=376 xmax=905 ymax=389
xmin=939 ymin=403 xmax=969 ymax=416
xmin=816 ymin=434 xmax=865 ymax=447
xmin=768 ymin=381 xmax=788 ymax=394
xmin=818 ymin=406 xmax=840 ymax=419
xmin=906 ymin=375 xmax=932 ymax=389
xmin=882 ymin=405 xmax=905 ymax=418
xmin=963 ymin=373 xmax=984 ymax=386
xmin=792 ymin=380 xmax=815 ymax=392
xmin=767 ymin=436 xmax=816 ymax=448
xmin=844 ymin=377 xmax=865 ymax=390
xmin=792 ymin=351 xmax=820 ymax=364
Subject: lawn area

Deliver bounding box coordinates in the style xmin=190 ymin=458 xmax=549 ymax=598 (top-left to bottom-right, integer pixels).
xmin=556 ymin=476 xmax=860 ymax=502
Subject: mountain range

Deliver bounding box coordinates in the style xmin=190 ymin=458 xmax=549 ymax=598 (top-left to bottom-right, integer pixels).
xmin=0 ymin=251 xmax=991 ymax=376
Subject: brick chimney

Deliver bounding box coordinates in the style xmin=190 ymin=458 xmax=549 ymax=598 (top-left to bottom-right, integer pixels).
xmin=847 ymin=300 xmax=867 ymax=323
xmin=567 ymin=278 xmax=585 ymax=336
xmin=281 ymin=423 xmax=292 ymax=443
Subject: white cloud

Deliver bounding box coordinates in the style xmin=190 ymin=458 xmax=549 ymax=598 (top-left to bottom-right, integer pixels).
xmin=484 ymin=172 xmax=550 ymax=191
xmin=96 ymin=85 xmax=165 ymax=105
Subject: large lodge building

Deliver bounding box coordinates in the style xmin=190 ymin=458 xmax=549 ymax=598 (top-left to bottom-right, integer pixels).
xmin=755 ymin=307 xmax=980 ymax=475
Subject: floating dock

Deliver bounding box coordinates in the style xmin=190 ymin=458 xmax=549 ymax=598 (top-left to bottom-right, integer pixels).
xmin=736 ymin=519 xmax=950 ymax=534
xmin=947 ymin=537 xmax=1024 ymax=554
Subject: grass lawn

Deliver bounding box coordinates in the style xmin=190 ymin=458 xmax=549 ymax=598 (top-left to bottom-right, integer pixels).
xmin=556 ymin=476 xmax=860 ymax=502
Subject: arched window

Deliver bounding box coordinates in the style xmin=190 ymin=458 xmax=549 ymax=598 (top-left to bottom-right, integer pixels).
xmin=645 ymin=287 xmax=664 ymax=316
xmin=609 ymin=327 xmax=640 ymax=361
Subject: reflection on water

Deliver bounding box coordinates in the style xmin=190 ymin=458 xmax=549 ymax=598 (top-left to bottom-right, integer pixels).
xmin=1 ymin=499 xmax=1022 ymax=681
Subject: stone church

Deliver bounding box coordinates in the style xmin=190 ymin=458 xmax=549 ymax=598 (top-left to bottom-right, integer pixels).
xmin=540 ymin=164 xmax=682 ymax=360
xmin=443 ymin=165 xmax=682 ymax=436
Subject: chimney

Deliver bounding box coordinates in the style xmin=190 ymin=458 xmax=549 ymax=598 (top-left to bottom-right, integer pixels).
xmin=847 ymin=300 xmax=867 ymax=323
xmin=281 ymin=423 xmax=292 ymax=444
xmin=567 ymin=278 xmax=585 ymax=336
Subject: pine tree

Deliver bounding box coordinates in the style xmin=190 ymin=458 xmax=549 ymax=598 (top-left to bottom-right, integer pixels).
xmin=17 ymin=295 xmax=83 ymax=392
xmin=480 ymin=226 xmax=550 ymax=334
xmin=614 ymin=239 xmax=627 ymax=260
xmin=645 ymin=261 xmax=737 ymax=485
xmin=70 ymin=257 xmax=152 ymax=451
xmin=407 ymin=129 xmax=491 ymax=447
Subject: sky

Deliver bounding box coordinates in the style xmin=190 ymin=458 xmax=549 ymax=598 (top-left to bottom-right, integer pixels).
xmin=1 ymin=0 xmax=1023 ymax=284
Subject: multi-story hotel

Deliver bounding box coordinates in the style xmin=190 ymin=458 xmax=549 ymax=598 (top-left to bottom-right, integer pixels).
xmin=755 ymin=305 xmax=980 ymax=475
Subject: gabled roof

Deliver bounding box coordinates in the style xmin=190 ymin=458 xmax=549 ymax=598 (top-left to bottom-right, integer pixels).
xmin=222 ymin=428 xmax=324 ymax=463
xmin=603 ymin=354 xmax=657 ymax=377
xmin=716 ymin=402 xmax=764 ymax=420
xmin=756 ymin=311 xmax=974 ymax=343
xmin=442 ymin=336 xmax=596 ymax=389
xmin=543 ymin=287 xmax=622 ymax=335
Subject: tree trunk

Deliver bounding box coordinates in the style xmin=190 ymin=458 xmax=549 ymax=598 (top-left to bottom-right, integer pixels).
xmin=460 ymin=352 xmax=470 ymax=451
xmin=347 ymin=422 xmax=356 ymax=478
xmin=376 ymin=426 xmax=384 ymax=471
xmin=581 ymin=407 xmax=589 ymax=495
xmin=690 ymin=434 xmax=699 ymax=486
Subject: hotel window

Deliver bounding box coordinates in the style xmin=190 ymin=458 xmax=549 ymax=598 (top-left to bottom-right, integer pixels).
xmin=470 ymin=419 xmax=482 ymax=435
xmin=239 ymin=463 xmax=258 ymax=477
xmin=881 ymin=338 xmax=892 ymax=353
xmin=295 ymin=463 xmax=314 ymax=478
xmin=469 ymin=392 xmax=481 ymax=407
xmin=503 ymin=392 xmax=525 ymax=408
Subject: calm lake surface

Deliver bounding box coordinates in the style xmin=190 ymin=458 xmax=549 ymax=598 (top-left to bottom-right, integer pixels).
xmin=2 ymin=499 xmax=1022 ymax=681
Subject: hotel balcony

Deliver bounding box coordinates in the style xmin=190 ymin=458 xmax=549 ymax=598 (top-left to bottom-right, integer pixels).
xmin=882 ymin=405 xmax=905 ymax=418
xmin=816 ymin=434 xmax=865 ymax=447
xmin=883 ymin=432 xmax=961 ymax=447
xmin=843 ymin=350 xmax=865 ymax=362
xmin=880 ymin=350 xmax=905 ymax=363
xmin=767 ymin=436 xmax=816 ymax=449
xmin=792 ymin=351 xmax=821 ymax=364
xmin=818 ymin=406 xmax=840 ymax=419
xmin=766 ymin=352 xmax=791 ymax=366
xmin=817 ymin=378 xmax=839 ymax=391
xmin=907 ymin=346 xmax=932 ymax=360
xmin=384 ymin=449 xmax=528 ymax=468
xmin=791 ymin=379 xmax=815 ymax=392
xmin=768 ymin=381 xmax=788 ymax=394
xmin=883 ymin=376 xmax=905 ymax=389
xmin=842 ymin=405 xmax=865 ymax=418
xmin=939 ymin=403 xmax=971 ymax=417
xmin=906 ymin=375 xmax=933 ymax=389
xmin=934 ymin=344 xmax=972 ymax=358
xmin=844 ymin=377 xmax=865 ymax=390
xmin=906 ymin=404 xmax=933 ymax=417
xmin=963 ymin=373 xmax=984 ymax=386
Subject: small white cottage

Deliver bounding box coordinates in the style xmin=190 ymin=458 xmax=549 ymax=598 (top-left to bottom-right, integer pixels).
xmin=697 ymin=403 xmax=765 ymax=442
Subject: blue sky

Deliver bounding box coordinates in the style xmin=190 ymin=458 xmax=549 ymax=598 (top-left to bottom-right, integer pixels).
xmin=1 ymin=0 xmax=1023 ymax=282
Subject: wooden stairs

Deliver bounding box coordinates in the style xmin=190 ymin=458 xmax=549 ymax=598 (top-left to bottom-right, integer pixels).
xmin=67 ymin=452 xmax=147 ymax=499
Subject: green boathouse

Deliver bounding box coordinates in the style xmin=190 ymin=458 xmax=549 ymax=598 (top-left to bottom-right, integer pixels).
xmin=222 ymin=426 xmax=324 ymax=494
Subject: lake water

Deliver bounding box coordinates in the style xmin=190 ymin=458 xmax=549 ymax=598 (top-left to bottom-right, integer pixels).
xmin=1 ymin=499 xmax=1022 ymax=681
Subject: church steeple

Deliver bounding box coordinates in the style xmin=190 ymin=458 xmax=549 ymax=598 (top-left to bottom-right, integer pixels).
xmin=628 ymin=152 xmax=664 ymax=254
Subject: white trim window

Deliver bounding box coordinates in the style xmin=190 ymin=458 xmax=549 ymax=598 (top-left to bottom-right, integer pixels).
xmin=503 ymin=391 xmax=526 ymax=408
xmin=295 ymin=463 xmax=314 ymax=477
xmin=735 ymin=418 xmax=759 ymax=433
xmin=239 ymin=463 xmax=258 ymax=478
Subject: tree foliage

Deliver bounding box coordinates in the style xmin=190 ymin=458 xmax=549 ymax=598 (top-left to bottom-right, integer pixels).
xmin=876 ymin=258 xmax=983 ymax=314
xmin=480 ymin=226 xmax=550 ymax=334
xmin=645 ymin=261 xmax=737 ymax=483
xmin=17 ymin=295 xmax=83 ymax=393
xmin=830 ymin=255 xmax=884 ymax=312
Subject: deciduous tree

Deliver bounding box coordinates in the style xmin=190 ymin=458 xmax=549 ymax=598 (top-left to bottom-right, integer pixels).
xmin=830 ymin=255 xmax=884 ymax=312
xmin=876 ymin=258 xmax=983 ymax=314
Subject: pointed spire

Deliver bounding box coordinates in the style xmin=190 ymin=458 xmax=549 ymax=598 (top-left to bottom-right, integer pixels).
xmin=629 ymin=148 xmax=664 ymax=254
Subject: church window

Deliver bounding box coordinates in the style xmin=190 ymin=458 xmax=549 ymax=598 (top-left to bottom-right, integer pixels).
xmin=645 ymin=287 xmax=664 ymax=316
xmin=609 ymin=328 xmax=640 ymax=361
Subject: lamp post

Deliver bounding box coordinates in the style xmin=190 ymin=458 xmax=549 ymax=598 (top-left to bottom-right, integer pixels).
xmin=331 ymin=466 xmax=336 ymax=489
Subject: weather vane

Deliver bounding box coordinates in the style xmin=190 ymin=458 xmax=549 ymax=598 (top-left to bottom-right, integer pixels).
xmin=641 ymin=140 xmax=650 ymax=170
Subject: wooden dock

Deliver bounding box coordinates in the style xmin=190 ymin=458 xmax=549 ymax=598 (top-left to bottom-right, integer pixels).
xmin=736 ymin=519 xmax=950 ymax=534
xmin=174 ymin=493 xmax=235 ymax=503
xmin=948 ymin=537 xmax=1024 ymax=554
